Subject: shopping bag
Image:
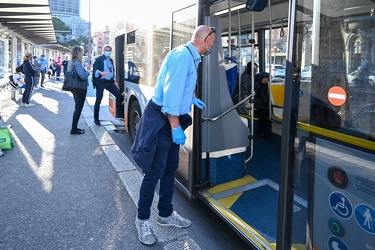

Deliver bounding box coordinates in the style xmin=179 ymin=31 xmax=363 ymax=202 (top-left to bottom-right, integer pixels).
xmin=0 ymin=127 xmax=14 ymax=150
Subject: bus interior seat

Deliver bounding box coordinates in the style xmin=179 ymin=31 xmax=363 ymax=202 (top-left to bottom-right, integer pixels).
xmin=270 ymin=77 xmax=285 ymax=122
xmin=224 ymin=56 xmax=238 ymax=96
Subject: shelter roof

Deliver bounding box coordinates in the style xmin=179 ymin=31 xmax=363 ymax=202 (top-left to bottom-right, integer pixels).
xmin=0 ymin=0 xmax=57 ymax=44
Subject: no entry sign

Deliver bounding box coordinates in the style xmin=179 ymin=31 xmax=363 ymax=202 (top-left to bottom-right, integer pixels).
xmin=328 ymin=86 xmax=347 ymax=106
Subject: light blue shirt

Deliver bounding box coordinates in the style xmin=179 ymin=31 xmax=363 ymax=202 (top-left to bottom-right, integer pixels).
xmin=38 ymin=58 xmax=49 ymax=71
xmin=94 ymin=57 xmax=116 ymax=81
xmin=152 ymin=42 xmax=201 ymax=116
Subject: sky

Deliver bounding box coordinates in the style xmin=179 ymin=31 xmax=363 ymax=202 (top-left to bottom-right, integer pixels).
xmin=80 ymin=0 xmax=195 ymax=32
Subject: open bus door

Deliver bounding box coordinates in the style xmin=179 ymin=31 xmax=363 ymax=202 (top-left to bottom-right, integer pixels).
xmin=108 ymin=34 xmax=125 ymax=118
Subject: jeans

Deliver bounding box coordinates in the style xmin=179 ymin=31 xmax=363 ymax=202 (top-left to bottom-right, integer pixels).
xmin=137 ymin=122 xmax=180 ymax=220
xmin=94 ymin=81 xmax=124 ymax=120
xmin=34 ymin=77 xmax=40 ymax=88
xmin=22 ymin=80 xmax=33 ymax=104
xmin=56 ymin=66 xmax=61 ymax=79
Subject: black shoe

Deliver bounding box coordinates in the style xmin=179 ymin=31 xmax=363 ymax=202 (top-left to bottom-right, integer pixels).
xmin=93 ymin=119 xmax=101 ymax=127
xmin=41 ymin=85 xmax=44 ymax=88
xmin=71 ymin=128 xmax=85 ymax=134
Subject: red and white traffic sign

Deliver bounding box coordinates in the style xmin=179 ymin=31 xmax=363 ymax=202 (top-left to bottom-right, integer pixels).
xmin=328 ymin=86 xmax=347 ymax=106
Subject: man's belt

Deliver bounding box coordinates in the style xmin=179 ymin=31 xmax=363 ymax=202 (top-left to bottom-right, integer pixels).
xmin=101 ymin=79 xmax=113 ymax=83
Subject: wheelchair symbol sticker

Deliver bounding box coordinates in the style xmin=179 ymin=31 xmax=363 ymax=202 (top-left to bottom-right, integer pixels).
xmin=328 ymin=236 xmax=348 ymax=250
xmin=329 ymin=192 xmax=353 ymax=219
xmin=354 ymin=204 xmax=375 ymax=234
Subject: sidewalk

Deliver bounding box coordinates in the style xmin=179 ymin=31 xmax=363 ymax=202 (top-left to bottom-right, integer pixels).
xmin=0 ymin=77 xmax=200 ymax=249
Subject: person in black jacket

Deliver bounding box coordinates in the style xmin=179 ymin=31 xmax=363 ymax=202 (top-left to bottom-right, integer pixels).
xmin=21 ymin=53 xmax=35 ymax=107
xmin=62 ymin=57 xmax=69 ymax=75
xmin=232 ymin=61 xmax=258 ymax=115
xmin=254 ymin=72 xmax=271 ymax=139
xmin=92 ymin=44 xmax=124 ymax=126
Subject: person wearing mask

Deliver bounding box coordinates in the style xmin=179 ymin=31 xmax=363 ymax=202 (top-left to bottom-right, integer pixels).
xmin=62 ymin=56 xmax=69 ymax=75
xmin=32 ymin=56 xmax=41 ymax=90
xmin=254 ymin=72 xmax=271 ymax=139
xmin=38 ymin=55 xmax=49 ymax=87
xmin=67 ymin=46 xmax=91 ymax=134
xmin=232 ymin=61 xmax=259 ymax=115
xmin=131 ymin=25 xmax=215 ymax=245
xmin=56 ymin=56 xmax=62 ymax=81
xmin=92 ymin=44 xmax=124 ymax=126
xmin=21 ymin=53 xmax=35 ymax=107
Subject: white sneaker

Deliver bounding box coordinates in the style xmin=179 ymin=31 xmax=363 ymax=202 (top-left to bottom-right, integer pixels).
xmin=24 ymin=103 xmax=35 ymax=107
xmin=135 ymin=217 xmax=156 ymax=245
xmin=20 ymin=103 xmax=26 ymax=106
xmin=0 ymin=149 xmax=4 ymax=157
xmin=157 ymin=211 xmax=191 ymax=228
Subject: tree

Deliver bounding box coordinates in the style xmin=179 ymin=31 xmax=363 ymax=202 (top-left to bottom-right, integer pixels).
xmin=75 ymin=35 xmax=94 ymax=55
xmin=52 ymin=16 xmax=71 ymax=37
xmin=68 ymin=39 xmax=80 ymax=47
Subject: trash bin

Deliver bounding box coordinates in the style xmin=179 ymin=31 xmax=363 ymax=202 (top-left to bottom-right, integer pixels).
xmin=224 ymin=56 xmax=238 ymax=96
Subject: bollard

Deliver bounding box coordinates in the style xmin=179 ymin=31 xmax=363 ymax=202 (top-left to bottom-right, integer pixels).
xmin=10 ymin=90 xmax=16 ymax=100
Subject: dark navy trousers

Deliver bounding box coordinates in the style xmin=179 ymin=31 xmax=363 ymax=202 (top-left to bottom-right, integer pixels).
xmin=137 ymin=119 xmax=180 ymax=220
xmin=94 ymin=81 xmax=124 ymax=120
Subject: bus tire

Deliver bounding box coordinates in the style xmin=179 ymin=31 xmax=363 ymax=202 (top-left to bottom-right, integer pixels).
xmin=129 ymin=100 xmax=141 ymax=143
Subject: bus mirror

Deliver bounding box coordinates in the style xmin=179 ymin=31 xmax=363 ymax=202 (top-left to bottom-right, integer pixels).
xmin=246 ymin=0 xmax=268 ymax=12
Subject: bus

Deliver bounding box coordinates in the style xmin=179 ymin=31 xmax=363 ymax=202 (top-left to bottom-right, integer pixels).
xmin=109 ymin=0 xmax=375 ymax=249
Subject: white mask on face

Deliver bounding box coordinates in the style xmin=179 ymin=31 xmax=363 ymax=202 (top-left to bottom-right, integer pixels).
xmin=203 ymin=39 xmax=214 ymax=56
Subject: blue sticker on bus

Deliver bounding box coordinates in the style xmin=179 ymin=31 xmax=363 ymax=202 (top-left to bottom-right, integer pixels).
xmin=328 ymin=236 xmax=348 ymax=250
xmin=354 ymin=204 xmax=375 ymax=234
xmin=329 ymin=191 xmax=353 ymax=219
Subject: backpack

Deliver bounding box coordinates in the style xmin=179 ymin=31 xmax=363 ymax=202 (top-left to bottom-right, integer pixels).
xmin=19 ymin=63 xmax=24 ymax=74
xmin=8 ymin=75 xmax=18 ymax=89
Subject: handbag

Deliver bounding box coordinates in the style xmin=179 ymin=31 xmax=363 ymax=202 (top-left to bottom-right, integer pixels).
xmin=62 ymin=64 xmax=86 ymax=93
xmin=0 ymin=127 xmax=14 ymax=150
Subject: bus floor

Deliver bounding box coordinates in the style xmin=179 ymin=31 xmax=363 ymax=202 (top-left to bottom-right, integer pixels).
xmin=202 ymin=127 xmax=309 ymax=249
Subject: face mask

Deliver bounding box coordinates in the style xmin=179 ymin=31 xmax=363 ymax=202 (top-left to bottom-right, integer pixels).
xmin=104 ymin=51 xmax=111 ymax=57
xmin=203 ymin=39 xmax=214 ymax=56
xmin=204 ymin=44 xmax=212 ymax=56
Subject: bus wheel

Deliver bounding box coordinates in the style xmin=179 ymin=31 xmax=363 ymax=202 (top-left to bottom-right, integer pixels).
xmin=129 ymin=100 xmax=141 ymax=143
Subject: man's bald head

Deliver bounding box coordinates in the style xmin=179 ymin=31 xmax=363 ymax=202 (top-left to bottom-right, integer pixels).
xmin=191 ymin=25 xmax=216 ymax=56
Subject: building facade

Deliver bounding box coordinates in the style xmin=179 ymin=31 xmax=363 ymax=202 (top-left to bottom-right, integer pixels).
xmin=93 ymin=27 xmax=110 ymax=57
xmin=48 ymin=0 xmax=89 ymax=43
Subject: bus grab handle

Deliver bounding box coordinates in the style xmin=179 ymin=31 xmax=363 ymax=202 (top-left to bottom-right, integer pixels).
xmin=202 ymin=92 xmax=255 ymax=122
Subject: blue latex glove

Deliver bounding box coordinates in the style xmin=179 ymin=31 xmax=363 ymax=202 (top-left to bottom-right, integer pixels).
xmin=171 ymin=126 xmax=186 ymax=145
xmin=192 ymin=98 xmax=206 ymax=109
